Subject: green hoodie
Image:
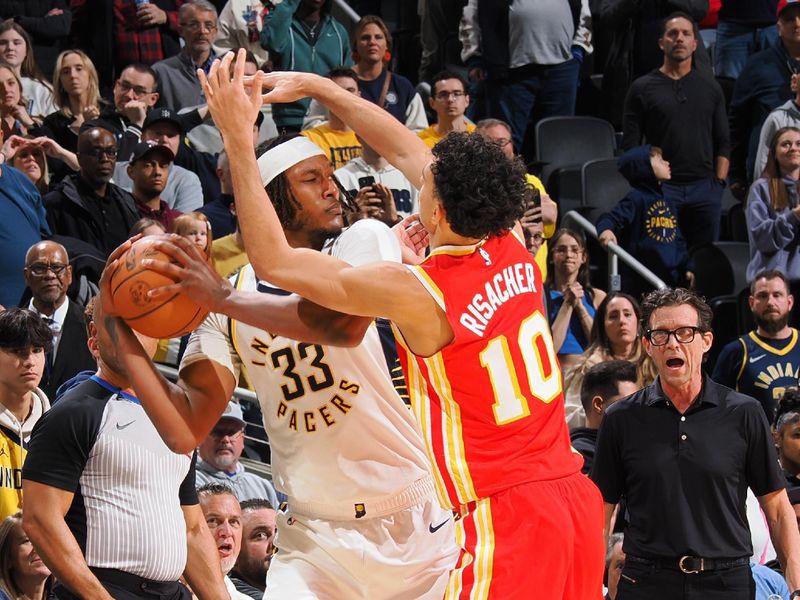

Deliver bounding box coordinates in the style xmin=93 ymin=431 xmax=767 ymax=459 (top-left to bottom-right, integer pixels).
xmin=261 ymin=0 xmax=352 ymax=128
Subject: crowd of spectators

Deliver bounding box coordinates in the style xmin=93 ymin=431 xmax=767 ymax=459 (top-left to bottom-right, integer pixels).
xmin=6 ymin=0 xmax=800 ymax=598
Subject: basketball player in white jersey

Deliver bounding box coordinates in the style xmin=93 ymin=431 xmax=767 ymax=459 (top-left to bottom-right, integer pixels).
xmin=94 ymin=134 xmax=457 ymax=599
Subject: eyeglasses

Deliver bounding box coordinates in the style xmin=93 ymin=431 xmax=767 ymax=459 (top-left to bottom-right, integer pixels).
xmin=490 ymin=138 xmax=511 ymax=148
xmin=434 ymin=90 xmax=465 ymax=100
xmin=116 ymin=80 xmax=154 ymax=97
xmin=181 ymin=20 xmax=218 ymax=32
xmin=210 ymin=427 xmax=244 ymax=439
xmin=646 ymin=326 xmax=703 ymax=346
xmin=26 ymin=263 xmax=69 ymax=277
xmin=83 ymin=147 xmax=118 ymax=159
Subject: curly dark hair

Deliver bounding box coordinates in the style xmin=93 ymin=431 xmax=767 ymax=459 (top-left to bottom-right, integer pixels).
xmin=640 ymin=287 xmax=713 ymax=333
xmin=430 ymin=132 xmax=528 ymax=239
xmin=0 ymin=308 xmax=53 ymax=353
xmin=775 ymin=387 xmax=800 ymax=431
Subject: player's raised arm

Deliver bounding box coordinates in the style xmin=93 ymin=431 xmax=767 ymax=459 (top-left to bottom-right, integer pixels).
xmin=196 ymin=51 xmax=428 ymax=325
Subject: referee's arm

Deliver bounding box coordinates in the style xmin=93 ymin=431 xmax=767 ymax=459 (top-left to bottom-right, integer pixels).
xmin=22 ymin=481 xmax=114 ymax=600
xmin=183 ymin=504 xmax=231 ymax=599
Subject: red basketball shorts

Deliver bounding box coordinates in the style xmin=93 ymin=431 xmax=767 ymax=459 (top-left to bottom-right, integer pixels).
xmin=444 ymin=471 xmax=605 ymax=600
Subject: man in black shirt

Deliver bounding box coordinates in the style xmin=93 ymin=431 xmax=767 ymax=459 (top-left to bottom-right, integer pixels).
xmin=570 ymin=360 xmax=638 ymax=475
xmin=592 ymin=288 xmax=800 ymax=599
xmin=622 ymin=13 xmax=729 ymax=249
xmin=42 ymin=126 xmax=139 ymax=259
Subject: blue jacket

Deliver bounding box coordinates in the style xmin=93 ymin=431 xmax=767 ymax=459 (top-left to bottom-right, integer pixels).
xmin=596 ymin=145 xmax=689 ymax=286
xmin=260 ymin=0 xmax=351 ymax=128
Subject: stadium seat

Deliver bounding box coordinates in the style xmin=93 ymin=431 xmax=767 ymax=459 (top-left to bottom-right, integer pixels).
xmin=713 ymin=241 xmax=750 ymax=297
xmin=581 ymin=158 xmax=632 ymax=225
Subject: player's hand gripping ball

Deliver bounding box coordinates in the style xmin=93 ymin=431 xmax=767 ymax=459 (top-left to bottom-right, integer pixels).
xmin=108 ymin=236 xmax=208 ymax=338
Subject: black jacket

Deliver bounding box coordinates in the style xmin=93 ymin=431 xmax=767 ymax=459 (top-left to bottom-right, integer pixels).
xmin=43 ymin=174 xmax=139 ymax=258
xmin=0 ymin=0 xmax=71 ymax=77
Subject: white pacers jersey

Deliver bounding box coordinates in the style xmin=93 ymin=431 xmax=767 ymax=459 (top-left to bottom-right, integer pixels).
xmin=182 ymin=220 xmax=431 ymax=507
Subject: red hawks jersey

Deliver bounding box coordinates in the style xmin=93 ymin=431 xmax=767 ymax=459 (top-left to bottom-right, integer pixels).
xmin=395 ymin=231 xmax=583 ymax=509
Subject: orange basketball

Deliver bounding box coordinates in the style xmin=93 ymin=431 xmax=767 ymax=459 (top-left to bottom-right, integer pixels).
xmin=109 ymin=236 xmax=208 ymax=338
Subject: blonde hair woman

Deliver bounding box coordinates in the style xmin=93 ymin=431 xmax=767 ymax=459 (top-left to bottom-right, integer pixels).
xmin=0 ymin=511 xmax=52 ymax=600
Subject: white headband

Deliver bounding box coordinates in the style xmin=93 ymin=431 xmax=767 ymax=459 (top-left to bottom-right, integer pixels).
xmin=257 ymin=137 xmax=326 ymax=187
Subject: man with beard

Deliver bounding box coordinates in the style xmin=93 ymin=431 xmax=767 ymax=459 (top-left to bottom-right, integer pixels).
xmin=127 ymin=140 xmax=183 ymax=231
xmin=229 ymin=498 xmax=277 ymax=599
xmin=712 ymin=269 xmax=800 ymax=422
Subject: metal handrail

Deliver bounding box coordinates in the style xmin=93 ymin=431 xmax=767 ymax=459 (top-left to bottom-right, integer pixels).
xmin=561 ymin=210 xmax=668 ymax=292
xmin=333 ymin=0 xmax=360 ymax=24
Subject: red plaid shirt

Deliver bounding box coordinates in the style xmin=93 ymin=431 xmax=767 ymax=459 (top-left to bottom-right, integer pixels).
xmin=113 ymin=0 xmax=185 ymax=66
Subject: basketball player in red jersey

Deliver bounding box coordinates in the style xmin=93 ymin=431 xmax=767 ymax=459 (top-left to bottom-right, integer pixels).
xmin=156 ymin=51 xmax=605 ymax=599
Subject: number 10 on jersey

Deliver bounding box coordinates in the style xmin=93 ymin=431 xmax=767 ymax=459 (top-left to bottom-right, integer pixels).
xmin=479 ymin=312 xmax=561 ymax=425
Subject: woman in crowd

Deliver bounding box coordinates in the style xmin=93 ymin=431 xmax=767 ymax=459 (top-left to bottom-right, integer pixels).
xmin=774 ymin=387 xmax=800 ymax=490
xmin=0 ymin=511 xmax=52 ymax=600
xmin=1 ymin=134 xmax=78 ymax=193
xmin=0 ymin=21 xmax=55 ymax=120
xmin=0 ymin=62 xmax=37 ymax=138
xmin=745 ymin=126 xmax=800 ymax=283
xmin=350 ymin=15 xmax=426 ymax=132
xmin=546 ymin=228 xmax=606 ymax=372
xmin=38 ymin=49 xmax=103 ymax=156
xmin=129 ymin=218 xmax=167 ymax=239
xmin=562 ymin=292 xmax=656 ymax=429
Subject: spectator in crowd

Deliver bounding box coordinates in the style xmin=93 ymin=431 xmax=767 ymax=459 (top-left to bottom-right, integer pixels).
xmin=714 ymin=0 xmax=779 ymax=83
xmin=730 ymin=0 xmax=800 ymax=199
xmin=546 ymin=228 xmax=607 ymax=372
xmin=475 ymin=117 xmax=558 ymax=277
xmin=570 ymin=360 xmax=638 ymax=476
xmin=623 ymin=12 xmax=729 ymax=249
xmin=129 ymin=216 xmax=167 ymax=238
xmin=126 ymin=140 xmax=181 ymax=231
xmin=713 ymin=270 xmax=800 ymax=421
xmin=418 ymin=71 xmax=474 ymax=149
xmin=588 ymin=1 xmax=710 ymax=129
xmin=112 ymin=0 xmax=185 ymax=74
xmin=101 ymin=133 xmax=458 ymax=597
xmin=21 ymin=241 xmax=95 ymax=402
xmin=459 ymin=0 xmax=592 ymax=154
xmin=336 ymin=135 xmax=419 ymax=224
xmin=605 ymin=533 xmax=625 ymax=600
xmin=0 ymin=151 xmax=49 ymax=309
xmin=418 ymin=0 xmax=462 ymax=83
xmin=197 ymin=484 xmax=251 ymax=600
xmin=592 ymin=287 xmax=800 ymax=599
xmin=174 ymin=211 xmax=212 ymax=259
xmin=301 ymin=68 xmax=361 ymax=170
xmin=196 ymin=401 xmax=279 ymax=509
xmin=350 ymin=15 xmax=426 ymax=132
xmin=0 ymin=21 xmax=55 ymax=120
xmin=0 ymin=2 xmax=71 ymax=78
xmin=597 ymin=145 xmax=690 ymax=297
xmin=0 ymin=62 xmax=38 ymax=138
xmin=755 ymin=72 xmax=800 ymax=180
xmin=114 ymin=108 xmax=204 ymax=213
xmin=0 ymin=309 xmax=51 ymax=520
xmin=214 ymin=1 xmax=270 ymax=68
xmin=22 ymin=296 xmax=229 ymax=600
xmin=0 ymin=510 xmax=53 ymax=600
xmin=43 ymin=125 xmax=139 ymax=258
xmin=260 ymin=0 xmax=351 ymax=133
xmin=199 ymin=149 xmax=237 ymax=239
xmin=775 ymin=387 xmax=800 ymax=490
xmin=563 ymin=292 xmax=657 ymax=428
xmin=745 ymin=126 xmax=800 ymax=282
xmin=2 ymin=136 xmax=51 ymax=194
xmin=229 ymin=498 xmax=276 ymax=599
xmin=152 ymin=0 xmax=218 ymax=114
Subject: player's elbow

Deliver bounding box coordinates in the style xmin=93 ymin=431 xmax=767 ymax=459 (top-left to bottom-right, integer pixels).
xmin=161 ymin=429 xmax=201 ymax=454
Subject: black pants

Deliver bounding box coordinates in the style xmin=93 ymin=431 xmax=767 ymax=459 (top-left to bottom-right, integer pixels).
xmin=54 ymin=568 xmax=192 ymax=600
xmin=617 ymin=561 xmax=755 ymax=600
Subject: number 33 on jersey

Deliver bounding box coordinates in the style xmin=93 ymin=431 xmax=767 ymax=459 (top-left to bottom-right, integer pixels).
xmin=395 ymin=232 xmax=584 ymax=510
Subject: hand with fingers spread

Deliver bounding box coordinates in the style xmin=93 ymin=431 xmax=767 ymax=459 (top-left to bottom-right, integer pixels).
xmin=257 ymin=70 xmax=326 ymax=106
xmin=392 ymin=214 xmax=429 ymax=265
xmin=1 ymin=134 xmax=30 ymax=162
xmin=142 ymin=235 xmax=234 ymax=314
xmin=197 ymin=50 xmax=264 ymax=145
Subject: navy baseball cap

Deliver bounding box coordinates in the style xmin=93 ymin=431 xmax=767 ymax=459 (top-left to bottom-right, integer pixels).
xmin=129 ymin=140 xmax=175 ymax=164
xmin=143 ymin=107 xmax=184 ymax=134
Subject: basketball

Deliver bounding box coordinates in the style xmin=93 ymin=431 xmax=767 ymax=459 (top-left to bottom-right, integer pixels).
xmin=109 ymin=236 xmax=208 ymax=338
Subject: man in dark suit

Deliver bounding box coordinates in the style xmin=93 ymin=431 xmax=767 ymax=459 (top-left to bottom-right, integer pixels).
xmin=21 ymin=241 xmax=96 ymax=402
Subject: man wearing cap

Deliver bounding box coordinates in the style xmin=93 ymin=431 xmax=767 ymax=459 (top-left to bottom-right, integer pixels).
xmin=127 ymin=140 xmax=183 ymax=231
xmin=196 ymin=401 xmax=279 ymax=510
xmin=730 ymin=0 xmax=800 ymax=198
xmin=100 ymin=133 xmax=458 ymax=598
xmin=114 ymin=109 xmax=205 ymax=214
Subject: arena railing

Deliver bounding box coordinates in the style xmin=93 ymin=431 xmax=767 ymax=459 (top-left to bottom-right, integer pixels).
xmin=561 ymin=210 xmax=668 ymax=292
xmin=154 ymin=363 xmax=273 ymax=477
